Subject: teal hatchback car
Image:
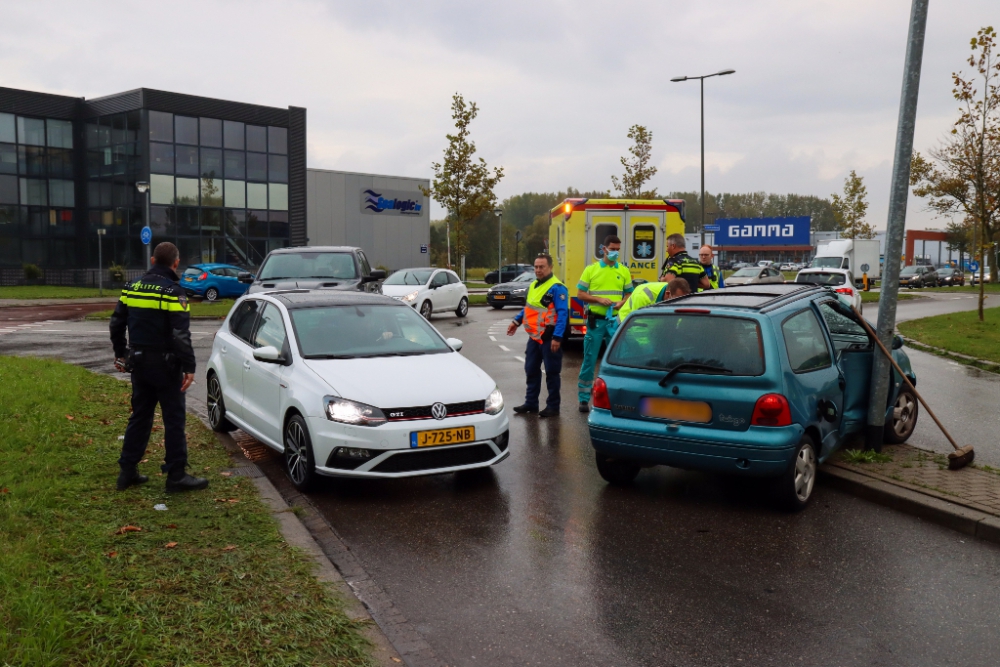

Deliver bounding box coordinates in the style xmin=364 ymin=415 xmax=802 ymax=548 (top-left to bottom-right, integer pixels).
xmin=588 ymin=284 xmax=918 ymax=510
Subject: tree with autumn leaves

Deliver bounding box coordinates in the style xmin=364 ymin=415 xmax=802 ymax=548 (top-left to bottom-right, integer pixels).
xmin=831 ymin=170 xmax=876 ymax=239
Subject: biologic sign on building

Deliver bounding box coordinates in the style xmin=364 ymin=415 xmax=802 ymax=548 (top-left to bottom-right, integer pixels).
xmin=361 ymin=188 xmax=424 ymax=215
xmin=714 ymin=216 xmax=811 ymax=246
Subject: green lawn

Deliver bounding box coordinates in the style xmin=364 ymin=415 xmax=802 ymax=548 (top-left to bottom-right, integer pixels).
xmin=87 ymin=299 xmax=237 ymax=320
xmin=0 ymin=357 xmax=372 ymax=666
xmin=898 ymin=307 xmax=1000 ymax=364
xmin=861 ymin=291 xmax=916 ymax=303
xmin=465 ymin=281 xmax=491 ymax=289
xmin=0 ymin=286 xmax=110 ymax=299
xmin=922 ymin=283 xmax=1000 ymax=293
xmin=469 ymin=294 xmax=487 ymax=306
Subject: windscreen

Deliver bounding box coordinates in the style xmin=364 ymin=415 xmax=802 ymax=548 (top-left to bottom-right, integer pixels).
xmin=795 ymin=272 xmax=847 ymax=286
xmin=183 ymin=267 xmax=203 ymax=276
xmin=900 ymin=266 xmax=920 ymax=275
xmin=811 ymin=257 xmax=844 ymax=269
xmin=608 ymin=313 xmax=764 ymax=376
xmin=513 ymin=272 xmax=534 ymax=282
xmin=731 ymin=268 xmax=760 ymax=277
xmin=290 ymin=305 xmax=453 ymax=359
xmin=258 ymin=252 xmax=357 ymax=281
xmin=384 ymin=269 xmax=434 ymax=285
xmin=937 ymin=268 xmax=954 ymax=275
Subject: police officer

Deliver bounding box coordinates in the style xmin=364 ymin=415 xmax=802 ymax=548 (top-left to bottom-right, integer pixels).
xmin=698 ymin=244 xmax=724 ymax=290
xmin=576 ymin=235 xmax=634 ymax=412
xmin=507 ymin=254 xmax=568 ymax=417
xmin=110 ymin=242 xmax=209 ymax=493
xmin=660 ymin=233 xmax=711 ymax=293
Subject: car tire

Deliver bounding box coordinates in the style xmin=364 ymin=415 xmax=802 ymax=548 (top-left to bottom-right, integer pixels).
xmin=884 ymin=386 xmax=918 ymax=444
xmin=455 ymin=296 xmax=469 ymax=317
xmin=206 ymin=372 xmax=237 ymax=433
xmin=420 ymin=300 xmax=433 ymax=320
xmin=595 ymin=453 xmax=641 ymax=486
xmin=490 ymin=304 xmax=505 ymax=310
xmin=774 ymin=434 xmax=817 ymax=511
xmin=205 ymin=287 xmax=220 ymax=301
xmin=284 ymin=414 xmax=318 ymax=492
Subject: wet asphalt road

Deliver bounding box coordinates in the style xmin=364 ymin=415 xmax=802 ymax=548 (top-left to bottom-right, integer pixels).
xmin=3 ymin=293 xmax=1000 ymax=665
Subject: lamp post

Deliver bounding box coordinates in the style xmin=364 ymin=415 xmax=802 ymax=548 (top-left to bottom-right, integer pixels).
xmin=494 ymin=208 xmax=503 ymax=283
xmin=97 ymin=228 xmax=106 ymax=296
xmin=670 ymin=69 xmax=736 ymax=246
xmin=135 ymin=181 xmax=151 ymax=268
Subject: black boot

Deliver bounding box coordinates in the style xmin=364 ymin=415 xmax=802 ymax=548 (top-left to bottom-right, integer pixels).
xmin=116 ymin=466 xmax=149 ymax=491
xmin=512 ymin=404 xmax=538 ymax=414
xmin=539 ymin=407 xmax=560 ymax=418
xmin=165 ymin=472 xmax=209 ymax=493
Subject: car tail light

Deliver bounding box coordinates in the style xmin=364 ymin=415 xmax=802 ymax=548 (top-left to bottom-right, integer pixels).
xmin=593 ymin=378 xmax=611 ymax=410
xmin=199 ymin=272 xmax=208 ymax=280
xmin=751 ymin=393 xmax=792 ymax=426
xmin=835 ymin=287 xmax=854 ymax=296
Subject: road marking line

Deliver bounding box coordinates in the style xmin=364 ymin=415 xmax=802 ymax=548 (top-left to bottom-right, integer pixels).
xmin=489 ymin=336 xmax=497 ymax=341
xmin=499 ymin=345 xmax=510 ymax=352
xmin=515 ymin=356 xmax=524 ymax=362
xmin=31 ymin=329 xmax=71 ymax=332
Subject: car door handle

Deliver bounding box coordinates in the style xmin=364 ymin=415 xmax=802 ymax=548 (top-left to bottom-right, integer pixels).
xmin=243 ymin=360 xmax=251 ymax=369
xmin=221 ymin=345 xmax=227 ymax=353
xmin=838 ymin=376 xmax=846 ymax=390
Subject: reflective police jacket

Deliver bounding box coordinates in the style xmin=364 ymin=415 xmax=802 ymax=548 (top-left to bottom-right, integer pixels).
xmin=513 ymin=275 xmax=569 ymax=342
xmin=110 ymin=264 xmax=196 ymax=373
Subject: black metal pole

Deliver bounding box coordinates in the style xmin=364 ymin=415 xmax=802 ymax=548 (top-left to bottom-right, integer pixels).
xmin=700 ymin=77 xmax=705 ymax=247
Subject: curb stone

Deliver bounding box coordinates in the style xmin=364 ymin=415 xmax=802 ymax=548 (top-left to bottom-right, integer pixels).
xmin=898 ymin=335 xmax=1000 ymax=374
xmin=820 ymin=464 xmax=1000 ymax=546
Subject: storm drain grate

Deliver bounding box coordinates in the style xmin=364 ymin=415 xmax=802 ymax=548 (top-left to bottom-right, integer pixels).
xmin=221 ymin=465 xmax=264 ymax=478
xmin=232 ymin=431 xmax=278 ymax=462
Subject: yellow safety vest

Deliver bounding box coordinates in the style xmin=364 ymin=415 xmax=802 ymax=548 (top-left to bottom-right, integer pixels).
xmin=578 ymin=261 xmax=632 ymax=317
xmin=617 ymin=282 xmax=670 ymax=325
xmin=700 ymin=264 xmax=721 ymax=291
xmin=523 ymin=275 xmax=564 ymax=341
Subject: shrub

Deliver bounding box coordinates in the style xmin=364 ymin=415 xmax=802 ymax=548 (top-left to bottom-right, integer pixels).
xmin=23 ymin=264 xmax=42 ymax=280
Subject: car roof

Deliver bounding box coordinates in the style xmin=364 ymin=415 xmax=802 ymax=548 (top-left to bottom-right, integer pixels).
xmin=187 ymin=263 xmax=236 ymax=269
xmin=265 ymin=290 xmax=403 ymax=310
xmin=797 ymin=267 xmax=850 ymax=274
xmin=655 ymin=284 xmax=824 ymax=312
xmin=265 ymin=246 xmax=361 ymax=254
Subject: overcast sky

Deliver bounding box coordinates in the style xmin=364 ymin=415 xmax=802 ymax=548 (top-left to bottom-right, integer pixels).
xmin=2 ymin=0 xmax=994 ymax=229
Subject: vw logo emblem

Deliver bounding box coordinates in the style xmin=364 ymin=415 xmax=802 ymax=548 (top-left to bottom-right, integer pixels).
xmin=431 ymin=402 xmax=448 ymax=420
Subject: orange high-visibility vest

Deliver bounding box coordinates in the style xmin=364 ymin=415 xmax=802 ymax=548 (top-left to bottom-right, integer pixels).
xmin=523 ymin=275 xmax=564 ymax=342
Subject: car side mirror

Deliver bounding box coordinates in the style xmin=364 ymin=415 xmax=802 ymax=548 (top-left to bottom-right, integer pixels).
xmin=892 ymin=334 xmax=904 ymax=350
xmin=253 ymin=345 xmax=283 ymax=363
xmin=446 ymin=337 xmax=463 ymax=352
xmin=238 ymin=272 xmax=253 ymax=283
xmin=362 ymin=269 xmax=387 ymax=284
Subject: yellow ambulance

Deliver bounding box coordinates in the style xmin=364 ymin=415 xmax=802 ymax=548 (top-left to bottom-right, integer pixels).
xmin=548 ymin=198 xmax=686 ymax=337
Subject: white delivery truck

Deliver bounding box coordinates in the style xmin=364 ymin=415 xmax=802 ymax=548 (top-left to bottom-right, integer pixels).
xmin=811 ymin=239 xmax=880 ymax=286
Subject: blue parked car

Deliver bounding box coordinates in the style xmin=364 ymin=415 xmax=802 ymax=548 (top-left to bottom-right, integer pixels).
xmin=181 ymin=264 xmax=255 ymax=301
xmin=588 ymin=284 xmax=918 ymax=510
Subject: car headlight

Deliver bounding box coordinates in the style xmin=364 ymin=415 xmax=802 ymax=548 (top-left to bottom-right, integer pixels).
xmin=513 ymin=289 xmax=526 ymax=296
xmin=484 ymin=387 xmax=504 ymax=415
xmin=325 ymin=396 xmax=386 ymax=426
xmin=401 ymin=290 xmax=419 ymax=302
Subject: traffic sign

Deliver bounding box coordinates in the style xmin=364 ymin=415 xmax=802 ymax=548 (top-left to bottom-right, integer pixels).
xmin=420 ymin=244 xmax=428 ymax=254
xmin=515 ymin=230 xmax=522 ymax=242
xmin=140 ymin=226 xmax=152 ymax=245
xmin=704 ymin=225 xmax=720 ymax=232
xmin=970 ymin=260 xmax=980 ymax=272
xmin=861 ymin=263 xmax=870 ymax=272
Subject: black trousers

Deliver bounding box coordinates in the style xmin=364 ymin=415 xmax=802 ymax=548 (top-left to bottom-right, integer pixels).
xmin=524 ymin=337 xmax=562 ymax=411
xmin=118 ymin=352 xmax=188 ymax=477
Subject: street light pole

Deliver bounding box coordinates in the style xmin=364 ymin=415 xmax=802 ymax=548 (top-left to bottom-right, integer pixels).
xmin=670 ymin=69 xmax=736 ymax=247
xmin=494 ymin=208 xmax=503 ymax=282
xmin=97 ymin=228 xmax=106 ymax=296
xmin=135 ymin=181 xmax=151 ymax=268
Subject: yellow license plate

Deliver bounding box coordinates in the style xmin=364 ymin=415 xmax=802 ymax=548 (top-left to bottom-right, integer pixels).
xmin=493 ymin=294 xmax=506 ymax=300
xmin=411 ymin=426 xmax=476 ymax=448
xmin=639 ymin=397 xmax=712 ymax=423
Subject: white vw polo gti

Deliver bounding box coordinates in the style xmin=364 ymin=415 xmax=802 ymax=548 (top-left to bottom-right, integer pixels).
xmin=206 ymin=290 xmax=509 ymax=490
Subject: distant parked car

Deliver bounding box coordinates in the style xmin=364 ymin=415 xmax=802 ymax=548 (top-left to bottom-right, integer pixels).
xmin=380 ymin=267 xmax=470 ymax=319
xmin=181 ymin=264 xmax=255 ymax=301
xmin=486 ymin=271 xmax=534 ymax=309
xmin=485 ymin=264 xmax=533 ymax=285
xmin=779 ymin=263 xmax=794 ymax=272
xmin=794 ymin=268 xmax=862 ymax=310
xmin=898 ymin=265 xmax=938 ymax=288
xmin=935 ymin=267 xmax=965 ymax=286
xmin=725 ymin=265 xmax=786 ymax=286
xmin=970 ymin=270 xmax=992 ymax=285
xmin=757 ymin=260 xmax=775 ymax=267
xmin=242 ymin=246 xmax=386 ymax=295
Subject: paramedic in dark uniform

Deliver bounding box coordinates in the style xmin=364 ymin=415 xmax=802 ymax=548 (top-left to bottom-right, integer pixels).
xmin=110 ymin=241 xmax=209 ymax=493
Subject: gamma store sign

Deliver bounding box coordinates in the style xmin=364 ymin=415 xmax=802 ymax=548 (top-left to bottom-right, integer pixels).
xmin=361 ymin=188 xmax=424 ymax=216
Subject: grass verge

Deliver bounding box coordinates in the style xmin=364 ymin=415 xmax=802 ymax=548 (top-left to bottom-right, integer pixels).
xmin=861 ymin=291 xmax=916 ymax=303
xmin=0 ymin=286 xmax=110 ymax=299
xmin=921 ymin=283 xmax=1000 ymax=293
xmin=898 ymin=307 xmax=1000 ymax=366
xmin=0 ymin=356 xmax=373 ymax=666
xmin=469 ymin=294 xmax=487 ymax=306
xmin=86 ymin=299 xmax=237 ymax=320
xmin=842 ymin=449 xmax=894 ymax=464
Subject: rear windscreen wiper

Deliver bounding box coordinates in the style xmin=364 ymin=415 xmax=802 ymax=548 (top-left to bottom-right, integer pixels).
xmin=659 ymin=362 xmax=733 ymax=386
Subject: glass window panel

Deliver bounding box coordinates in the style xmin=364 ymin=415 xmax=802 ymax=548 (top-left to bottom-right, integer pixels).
xmin=223 ymin=120 xmax=244 ymax=149
xmin=111 ymin=114 xmax=127 ymax=145
xmin=248 ymin=210 xmax=268 ymax=236
xmin=246 ymin=125 xmax=267 ymax=152
xmin=98 ymin=118 xmax=112 ymax=147
xmin=246 ymin=152 xmax=267 ymax=181
xmin=18 ymin=146 xmax=45 ymax=176
xmin=0 ymin=175 xmax=17 ymax=204
xmin=175 ymin=145 xmax=199 ymax=176
xmin=175 ymin=116 xmax=198 ymax=145
xmin=268 ymin=127 xmax=287 ymax=154
xmin=225 ymin=209 xmax=247 ymax=238
xmin=150 ymin=205 xmax=174 ymax=237
xmin=201 ymin=209 xmax=222 ymax=233
xmin=201 ymin=175 xmax=222 ymax=207
xmin=200 ymin=148 xmax=222 ymax=179
xmin=0 ymin=144 xmax=16 ymax=174
xmin=0 ymin=204 xmax=20 ymax=229
xmin=224 ymin=179 xmax=245 ymax=208
xmin=48 ymin=209 xmax=75 ymax=236
xmin=0 ymin=113 xmax=14 ymax=143
xmin=150 ymin=142 xmax=174 ymax=174
xmin=176 ymin=208 xmax=199 ymax=235
xmin=150 ymin=174 xmax=174 ymax=205
xmin=46 ymin=119 xmax=73 ymax=149
xmin=269 ymin=211 xmax=289 ymax=239
xmin=85 ymin=123 xmax=100 ymax=149
xmin=48 ymin=179 xmax=75 ymax=207
xmin=268 ymin=154 xmax=288 ymax=183
xmin=20 ymin=178 xmax=47 ymax=206
xmin=224 ymin=150 xmax=245 ymax=179
xmin=200 ymin=118 xmax=222 ymax=147
xmin=178 ymin=236 xmax=201 ymax=267
xmin=268 ymin=183 xmax=288 ymax=211
xmin=781 ymin=309 xmax=832 ymax=373
xmin=18 ymin=117 xmax=46 ymax=146
xmin=148 ymin=111 xmax=173 ymax=142
xmin=247 ymin=182 xmax=267 ymax=209
xmin=47 ymin=148 xmax=73 ymax=178
xmin=175 ymin=177 xmax=199 ymax=206
xmin=125 ymin=110 xmax=140 ymax=142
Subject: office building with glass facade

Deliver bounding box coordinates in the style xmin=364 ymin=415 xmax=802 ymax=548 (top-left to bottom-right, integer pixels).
xmin=0 ymin=86 xmax=305 ymax=273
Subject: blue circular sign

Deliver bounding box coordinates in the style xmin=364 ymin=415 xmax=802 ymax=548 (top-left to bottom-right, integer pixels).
xmin=140 ymin=226 xmax=152 ymax=245
xmin=970 ymin=260 xmax=980 ymax=272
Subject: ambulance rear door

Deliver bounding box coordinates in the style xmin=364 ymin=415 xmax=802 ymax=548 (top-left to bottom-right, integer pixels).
xmin=625 ymin=210 xmax=665 ymax=283
xmin=585 ymin=210 xmax=624 ymax=266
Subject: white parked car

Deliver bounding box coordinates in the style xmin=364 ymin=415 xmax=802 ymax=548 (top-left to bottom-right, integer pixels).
xmin=793 ymin=268 xmax=862 ymax=310
xmin=380 ymin=268 xmax=469 ymax=319
xmin=206 ymin=291 xmax=509 ymax=490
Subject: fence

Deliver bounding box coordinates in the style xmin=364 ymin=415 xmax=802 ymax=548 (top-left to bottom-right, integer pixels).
xmin=0 ymin=268 xmax=146 ymax=289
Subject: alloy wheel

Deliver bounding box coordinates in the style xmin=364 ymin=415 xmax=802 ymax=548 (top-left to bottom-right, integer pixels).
xmin=456 ymin=297 xmax=468 ymax=317
xmin=793 ymin=445 xmax=816 ymax=502
xmin=420 ymin=301 xmax=432 ymax=319
xmin=206 ymin=287 xmax=219 ymax=301
xmin=207 ymin=376 xmax=223 ymax=427
xmin=893 ymin=392 xmax=916 ymax=437
xmin=285 ymin=420 xmax=308 ymax=486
